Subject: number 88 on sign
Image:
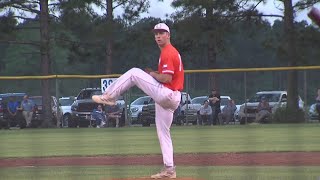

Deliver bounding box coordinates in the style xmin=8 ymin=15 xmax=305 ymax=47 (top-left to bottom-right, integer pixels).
xmin=101 ymin=78 xmax=117 ymax=93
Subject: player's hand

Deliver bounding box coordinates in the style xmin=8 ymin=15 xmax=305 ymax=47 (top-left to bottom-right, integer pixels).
xmin=144 ymin=67 xmax=153 ymax=74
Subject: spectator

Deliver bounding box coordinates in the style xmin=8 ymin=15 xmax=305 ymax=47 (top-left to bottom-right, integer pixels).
xmin=19 ymin=95 xmax=35 ymax=128
xmin=255 ymin=97 xmax=271 ymax=123
xmin=91 ymin=104 xmax=107 ymax=128
xmin=198 ymin=100 xmax=212 ymax=125
xmin=208 ymin=89 xmax=221 ymax=125
xmin=7 ymin=96 xmax=20 ymax=127
xmin=105 ymin=104 xmax=122 ymax=128
xmin=218 ymin=99 xmax=237 ymax=125
xmin=316 ymin=89 xmax=320 ymax=120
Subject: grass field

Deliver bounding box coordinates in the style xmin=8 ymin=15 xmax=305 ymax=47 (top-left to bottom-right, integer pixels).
xmin=0 ymin=124 xmax=320 ymax=179
xmin=0 ymin=124 xmax=319 ymax=158
xmin=1 ymin=166 xmax=320 ymax=180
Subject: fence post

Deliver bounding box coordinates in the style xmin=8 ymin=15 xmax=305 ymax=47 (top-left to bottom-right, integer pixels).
xmin=244 ymin=72 xmax=247 ymax=124
xmin=304 ymin=70 xmax=308 ymax=122
xmin=124 ymin=91 xmax=130 ymax=127
xmin=185 ymin=74 xmax=189 ymax=125
xmin=55 ymin=77 xmax=60 ymax=128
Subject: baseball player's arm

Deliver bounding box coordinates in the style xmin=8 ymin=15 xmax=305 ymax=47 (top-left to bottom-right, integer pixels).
xmin=149 ymin=71 xmax=172 ymax=83
xmin=145 ymin=68 xmax=158 ymax=74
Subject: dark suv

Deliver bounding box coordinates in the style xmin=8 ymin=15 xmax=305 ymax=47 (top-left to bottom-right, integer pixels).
xmin=70 ymin=88 xmax=125 ymax=128
xmin=0 ymin=93 xmax=26 ymax=129
xmin=70 ymin=88 xmax=102 ymax=127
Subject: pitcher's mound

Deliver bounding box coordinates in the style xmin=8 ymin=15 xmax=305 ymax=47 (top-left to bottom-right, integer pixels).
xmin=112 ymin=178 xmax=203 ymax=180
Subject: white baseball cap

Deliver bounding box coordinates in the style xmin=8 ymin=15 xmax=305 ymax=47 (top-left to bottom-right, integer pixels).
xmin=152 ymin=23 xmax=170 ymax=33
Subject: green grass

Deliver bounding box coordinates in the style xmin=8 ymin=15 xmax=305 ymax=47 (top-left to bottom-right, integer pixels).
xmin=1 ymin=124 xmax=320 ymax=179
xmin=0 ymin=166 xmax=320 ymax=180
xmin=0 ymin=124 xmax=319 ymax=158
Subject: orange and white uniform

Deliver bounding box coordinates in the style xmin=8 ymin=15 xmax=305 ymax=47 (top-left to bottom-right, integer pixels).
xmin=158 ymin=44 xmax=184 ymax=91
xmin=103 ymin=43 xmax=184 ymax=168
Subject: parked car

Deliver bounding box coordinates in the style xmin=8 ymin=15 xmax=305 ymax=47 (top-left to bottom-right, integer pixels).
xmin=71 ymin=88 xmax=125 ymax=127
xmin=309 ymin=103 xmax=319 ymax=120
xmin=140 ymin=92 xmax=191 ymax=126
xmin=182 ymin=95 xmax=231 ymax=124
xmin=185 ymin=95 xmax=231 ymax=112
xmin=129 ymin=96 xmax=151 ymax=124
xmin=29 ymin=96 xmax=63 ymax=128
xmin=0 ymin=93 xmax=26 ymax=129
xmin=59 ymin=96 xmax=75 ymax=127
xmin=238 ymin=91 xmax=304 ymax=124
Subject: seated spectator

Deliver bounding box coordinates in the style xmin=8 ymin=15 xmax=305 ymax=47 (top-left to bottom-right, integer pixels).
xmin=8 ymin=97 xmax=23 ymax=126
xmin=198 ymin=100 xmax=212 ymax=125
xmin=91 ymin=104 xmax=107 ymax=128
xmin=105 ymin=104 xmax=122 ymax=128
xmin=255 ymin=97 xmax=271 ymax=123
xmin=218 ymin=99 xmax=237 ymax=125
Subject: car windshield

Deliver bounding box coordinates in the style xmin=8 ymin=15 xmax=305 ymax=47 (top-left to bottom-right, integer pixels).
xmin=29 ymin=97 xmax=43 ymax=106
xmin=78 ymin=90 xmax=102 ymax=100
xmin=59 ymin=98 xmax=74 ymax=106
xmin=220 ymin=97 xmax=229 ymax=106
xmin=131 ymin=96 xmax=150 ymax=105
xmin=248 ymin=93 xmax=281 ymax=103
xmin=191 ymin=97 xmax=208 ymax=104
xmin=0 ymin=93 xmax=25 ymax=104
xmin=1 ymin=96 xmax=25 ymax=103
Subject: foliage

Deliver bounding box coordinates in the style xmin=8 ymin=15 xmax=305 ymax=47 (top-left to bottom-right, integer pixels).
xmin=273 ymin=107 xmax=306 ymax=123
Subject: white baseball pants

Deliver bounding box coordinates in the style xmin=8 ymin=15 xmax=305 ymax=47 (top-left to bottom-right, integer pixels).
xmin=104 ymin=67 xmax=181 ymax=167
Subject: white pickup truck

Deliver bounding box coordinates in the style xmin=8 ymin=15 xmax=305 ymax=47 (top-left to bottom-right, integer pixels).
xmin=238 ymin=91 xmax=304 ymax=124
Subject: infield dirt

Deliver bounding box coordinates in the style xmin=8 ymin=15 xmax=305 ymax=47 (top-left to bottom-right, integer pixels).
xmin=1 ymin=152 xmax=320 ymax=167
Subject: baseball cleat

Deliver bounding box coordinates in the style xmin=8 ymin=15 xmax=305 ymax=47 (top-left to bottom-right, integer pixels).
xmin=151 ymin=166 xmax=176 ymax=179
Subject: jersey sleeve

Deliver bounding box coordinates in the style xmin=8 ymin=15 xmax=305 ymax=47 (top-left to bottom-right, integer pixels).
xmin=160 ymin=53 xmax=174 ymax=75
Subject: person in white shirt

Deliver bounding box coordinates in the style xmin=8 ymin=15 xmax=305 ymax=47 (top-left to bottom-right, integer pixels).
xmin=198 ymin=100 xmax=212 ymax=125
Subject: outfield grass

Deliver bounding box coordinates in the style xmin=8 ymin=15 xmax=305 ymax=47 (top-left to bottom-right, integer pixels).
xmin=0 ymin=166 xmax=320 ymax=180
xmin=0 ymin=124 xmax=319 ymax=158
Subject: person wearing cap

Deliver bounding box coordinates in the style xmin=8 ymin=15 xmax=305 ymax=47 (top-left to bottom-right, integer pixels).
xmin=255 ymin=97 xmax=271 ymax=123
xmin=218 ymin=99 xmax=237 ymax=125
xmin=198 ymin=100 xmax=212 ymax=125
xmin=92 ymin=22 xmax=183 ymax=179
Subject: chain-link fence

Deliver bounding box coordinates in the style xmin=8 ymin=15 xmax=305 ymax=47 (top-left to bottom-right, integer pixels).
xmin=1 ymin=66 xmax=320 ymax=127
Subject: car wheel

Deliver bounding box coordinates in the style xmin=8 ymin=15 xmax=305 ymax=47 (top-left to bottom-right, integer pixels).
xmin=68 ymin=117 xmax=77 ymax=128
xmin=63 ymin=114 xmax=71 ymax=128
xmin=175 ymin=116 xmax=182 ymax=126
xmin=137 ymin=113 xmax=142 ymax=123
xmin=142 ymin=119 xmax=151 ymax=127
xmin=240 ymin=117 xmax=246 ymax=125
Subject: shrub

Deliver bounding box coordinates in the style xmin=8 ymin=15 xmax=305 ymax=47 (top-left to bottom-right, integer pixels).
xmin=273 ymin=107 xmax=305 ymax=123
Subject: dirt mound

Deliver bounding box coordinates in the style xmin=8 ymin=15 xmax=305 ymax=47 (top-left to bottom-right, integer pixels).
xmin=1 ymin=152 xmax=320 ymax=167
xmin=111 ymin=178 xmax=203 ymax=180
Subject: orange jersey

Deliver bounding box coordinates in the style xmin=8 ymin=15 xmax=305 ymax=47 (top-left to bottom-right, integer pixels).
xmin=158 ymin=44 xmax=184 ymax=91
